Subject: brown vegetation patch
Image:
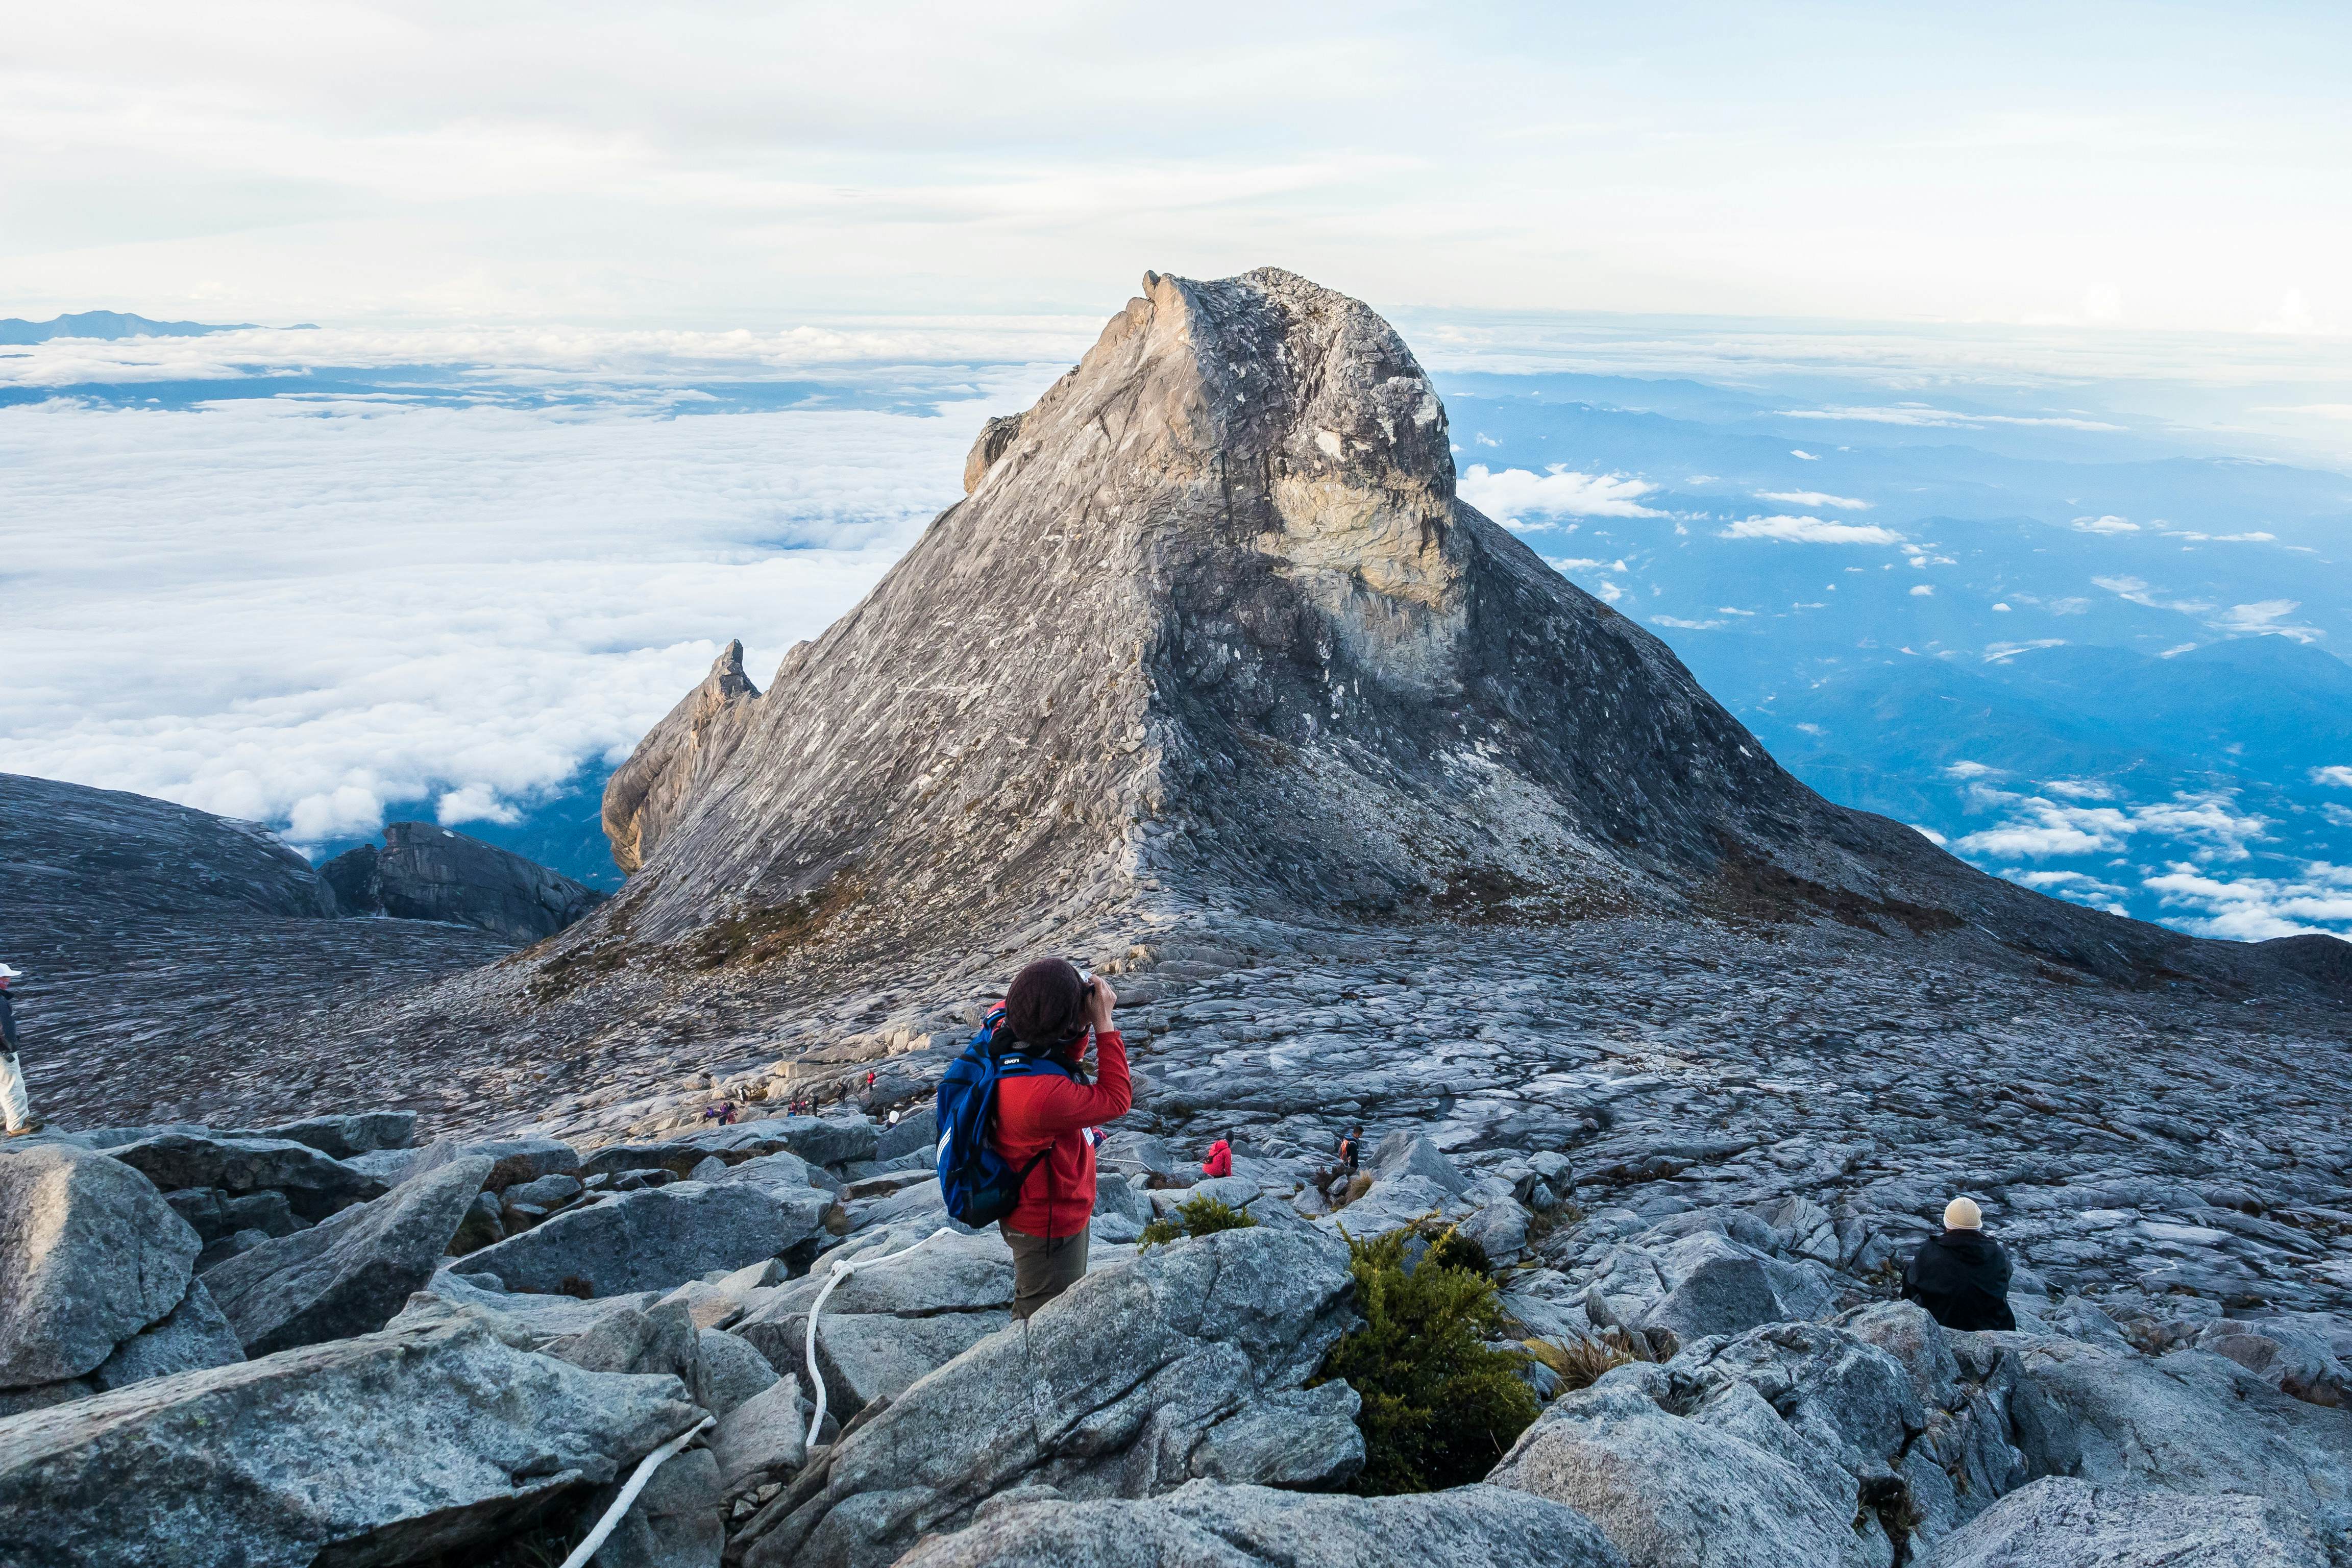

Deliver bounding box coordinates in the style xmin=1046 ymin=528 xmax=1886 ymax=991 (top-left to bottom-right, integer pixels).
xmin=1700 ymin=838 xmax=1962 ymax=938
xmin=525 ymin=942 xmax=630 ymax=1006
xmin=688 ymin=870 xmax=865 ymax=969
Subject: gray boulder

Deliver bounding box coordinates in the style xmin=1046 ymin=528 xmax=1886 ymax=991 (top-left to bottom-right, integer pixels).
xmin=1489 ymin=1372 xmax=1873 ymax=1568
xmin=761 ymin=1114 xmax=880 ymax=1169
xmin=223 ymin=1190 xmax=302 ymax=1238
xmin=1371 ymin=1132 xmax=1470 ymax=1196
xmin=842 ymin=1175 xmax=968 ymax=1233
xmin=411 ymin=1133 xmax=580 ymax=1191
xmin=217 ymin=1111 xmax=416 ymax=1160
xmin=1186 ymin=1382 xmax=1364 ymax=1488
xmin=0 ymin=1316 xmax=698 ymax=1567
xmin=2194 ymin=1318 xmax=2351 ymax=1409
xmin=808 ymin=1310 xmax=1013 ymax=1420
xmin=893 ymin=1480 xmax=1629 ymax=1568
xmin=713 ymin=1373 xmax=808 ymax=1500
xmin=507 ymin=1171 xmax=585 ymax=1209
xmin=1 ymin=1143 xmax=200 ymax=1387
xmin=203 ymin=1154 xmax=494 ymax=1355
xmin=713 ymin=1148 xmax=829 ymax=1196
xmin=732 ymin=1229 xmax=1016 ymax=1377
xmin=103 ymin=1132 xmax=382 ymax=1221
xmin=738 ymin=1226 xmax=1360 ymax=1568
xmin=1458 ymin=1198 xmax=1534 ymax=1268
xmin=732 ymin=1233 xmax=1015 ymax=1401
xmin=2002 ymin=1337 xmax=2352 ymax=1540
xmin=698 ymin=1327 xmax=779 ymax=1418
xmin=544 ymin=1298 xmax=717 ymax=1414
xmin=877 ymin=1107 xmax=937 ymax=1162
xmin=344 ymin=1146 xmax=419 ymax=1185
xmin=1094 ymin=1172 xmax=1155 ymax=1229
xmin=460 ymin=1182 xmax=829 ymax=1297
xmin=398 ymin=1271 xmax=664 ymax=1342
xmin=1920 ymin=1476 xmax=2329 ymax=1568
xmin=1582 ymin=1229 xmax=1837 ymax=1343
xmin=581 ymin=1127 xmax=801 ymax=1180
xmin=1099 ymin=1131 xmax=1178 ymax=1186
xmin=84 ymin=1279 xmax=242 ymax=1391
xmin=2 ymin=1278 xmax=246 ymax=1414
xmin=1319 ymin=1172 xmax=1473 ymax=1239
xmin=576 ymin=1444 xmax=724 ymax=1568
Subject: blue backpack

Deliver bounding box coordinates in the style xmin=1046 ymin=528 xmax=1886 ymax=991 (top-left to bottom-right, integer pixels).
xmin=935 ymin=1006 xmax=1074 ymax=1228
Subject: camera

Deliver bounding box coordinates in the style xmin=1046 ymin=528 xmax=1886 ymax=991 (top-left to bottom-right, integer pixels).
xmin=1068 ymin=956 xmax=1096 ymax=992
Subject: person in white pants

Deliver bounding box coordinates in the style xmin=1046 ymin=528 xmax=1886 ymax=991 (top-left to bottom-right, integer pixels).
xmin=0 ymin=964 xmax=36 ymax=1136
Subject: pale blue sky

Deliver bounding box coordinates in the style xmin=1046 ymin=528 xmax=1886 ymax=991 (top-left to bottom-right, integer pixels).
xmin=6 ymin=1 xmax=2351 ymax=330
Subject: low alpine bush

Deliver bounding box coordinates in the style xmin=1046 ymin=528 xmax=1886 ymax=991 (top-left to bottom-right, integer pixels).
xmin=1138 ymin=1192 xmax=1258 ymax=1248
xmin=1312 ymin=1228 xmax=1539 ymax=1493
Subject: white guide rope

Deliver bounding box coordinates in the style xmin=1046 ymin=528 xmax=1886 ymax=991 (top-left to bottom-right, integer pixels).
xmin=557 ymin=1412 xmax=716 ymax=1568
xmin=803 ymin=1227 xmax=956 ymax=1450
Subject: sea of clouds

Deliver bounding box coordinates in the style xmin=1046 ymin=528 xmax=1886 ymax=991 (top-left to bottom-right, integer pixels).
xmin=6 ymin=309 xmax=2348 ymax=944
xmin=1 ymin=324 xmax=1087 ymax=846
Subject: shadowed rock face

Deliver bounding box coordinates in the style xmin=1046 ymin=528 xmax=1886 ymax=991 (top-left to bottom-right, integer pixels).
xmin=322 ymin=822 xmax=604 ymax=941
xmin=572 ymin=267 xmax=2321 ymax=1000
xmin=602 ymin=639 xmax=762 ymax=876
xmin=1 ymin=771 xmax=337 ymax=932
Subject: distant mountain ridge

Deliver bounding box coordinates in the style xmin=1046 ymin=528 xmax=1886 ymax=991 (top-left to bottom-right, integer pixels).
xmin=0 ymin=311 xmax=287 ymax=344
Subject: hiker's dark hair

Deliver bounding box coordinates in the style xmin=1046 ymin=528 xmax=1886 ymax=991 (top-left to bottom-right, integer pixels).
xmin=1004 ymin=958 xmax=1089 ymax=1052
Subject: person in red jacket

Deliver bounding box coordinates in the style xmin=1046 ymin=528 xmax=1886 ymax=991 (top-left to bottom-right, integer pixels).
xmin=989 ymin=958 xmax=1133 ymax=1319
xmin=1201 ymin=1138 xmax=1233 ymax=1179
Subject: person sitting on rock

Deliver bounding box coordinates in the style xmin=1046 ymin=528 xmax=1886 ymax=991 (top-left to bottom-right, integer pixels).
xmin=1201 ymin=1136 xmax=1234 ymax=1180
xmin=989 ymin=958 xmax=1131 ymax=1319
xmin=1901 ymin=1196 xmax=2017 ymax=1331
xmin=0 ymin=964 xmax=38 ymax=1137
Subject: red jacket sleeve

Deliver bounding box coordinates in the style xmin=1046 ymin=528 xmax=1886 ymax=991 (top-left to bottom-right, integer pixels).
xmin=1012 ymin=1031 xmax=1132 ymax=1135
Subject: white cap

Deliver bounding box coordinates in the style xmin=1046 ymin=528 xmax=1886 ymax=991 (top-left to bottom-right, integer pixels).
xmin=0 ymin=964 xmax=19 ymax=979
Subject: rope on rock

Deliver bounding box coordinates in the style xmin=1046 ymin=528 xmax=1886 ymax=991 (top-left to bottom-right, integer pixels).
xmin=558 ymin=1413 xmax=715 ymax=1568
xmin=804 ymin=1227 xmax=956 ymax=1450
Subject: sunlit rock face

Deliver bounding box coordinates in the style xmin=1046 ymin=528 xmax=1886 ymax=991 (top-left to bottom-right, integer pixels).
xmin=578 ymin=266 xmax=2293 ymax=998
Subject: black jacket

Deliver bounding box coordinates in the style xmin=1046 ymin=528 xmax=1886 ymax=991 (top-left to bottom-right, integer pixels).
xmin=0 ymin=989 xmax=15 ymax=1056
xmin=1901 ymin=1228 xmax=2016 ymax=1331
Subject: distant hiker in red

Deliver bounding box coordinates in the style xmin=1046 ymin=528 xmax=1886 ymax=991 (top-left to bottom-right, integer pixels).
xmin=1202 ymin=1138 xmax=1233 ymax=1179
xmin=989 ymin=958 xmax=1132 ymax=1318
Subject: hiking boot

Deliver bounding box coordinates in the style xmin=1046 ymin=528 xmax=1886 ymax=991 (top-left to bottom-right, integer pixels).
xmin=5 ymin=1119 xmax=46 ymax=1137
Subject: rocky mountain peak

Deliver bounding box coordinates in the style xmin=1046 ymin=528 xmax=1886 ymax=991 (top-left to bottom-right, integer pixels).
xmin=571 ymin=267 xmax=2340 ymax=1002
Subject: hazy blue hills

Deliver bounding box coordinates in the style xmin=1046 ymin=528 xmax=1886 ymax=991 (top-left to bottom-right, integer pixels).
xmin=0 ymin=310 xmax=273 ymax=343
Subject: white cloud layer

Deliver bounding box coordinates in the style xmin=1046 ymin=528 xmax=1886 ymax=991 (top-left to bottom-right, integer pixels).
xmin=1719 ymin=515 xmax=1903 ymax=546
xmin=2144 ymin=864 xmax=2352 ymax=942
xmin=1756 ymin=491 xmax=1871 ymax=510
xmin=0 ymin=391 xmax=993 ymax=843
xmin=1957 ymin=785 xmax=2267 ymax=863
xmin=1459 ymin=464 xmax=1662 ymax=522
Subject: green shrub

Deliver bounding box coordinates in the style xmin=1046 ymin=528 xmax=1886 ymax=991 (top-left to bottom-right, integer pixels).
xmin=1138 ymin=1192 xmax=1258 ymax=1248
xmin=1312 ymin=1228 xmax=1539 ymax=1493
xmin=1418 ymin=1224 xmax=1492 ymax=1279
